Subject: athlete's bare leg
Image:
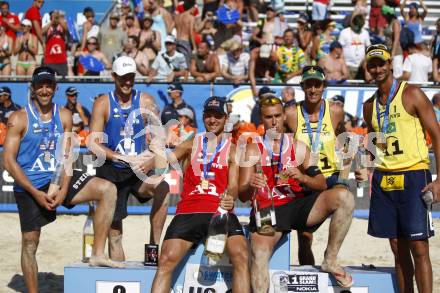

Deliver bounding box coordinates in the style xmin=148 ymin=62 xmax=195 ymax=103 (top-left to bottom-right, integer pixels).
xmin=297 ymin=231 xmax=315 ymax=265
xmin=151 ymin=239 xmax=193 ymax=293
xmin=250 ymin=231 xmax=283 ymax=293
xmin=226 ymin=235 xmax=250 ymax=292
xmin=70 ymin=177 xmax=122 ymax=267
xmin=108 ymin=221 xmax=125 ymax=261
xmin=306 ymin=188 xmax=354 ymax=275
xmin=410 ymin=239 xmax=432 ymax=293
xmin=21 ymin=230 xmax=40 ymax=293
xmin=390 ymin=238 xmax=414 ymax=293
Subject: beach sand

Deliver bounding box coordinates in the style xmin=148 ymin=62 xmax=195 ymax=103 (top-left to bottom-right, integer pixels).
xmin=1 ymin=213 xmax=439 ymax=292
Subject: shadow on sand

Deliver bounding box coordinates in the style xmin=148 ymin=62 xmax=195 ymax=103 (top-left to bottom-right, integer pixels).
xmin=7 ymin=272 xmax=63 ymax=293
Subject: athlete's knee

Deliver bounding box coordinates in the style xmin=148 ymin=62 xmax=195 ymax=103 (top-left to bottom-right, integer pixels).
xmin=410 ymin=240 xmax=430 ymax=260
xmin=333 ymin=188 xmax=354 ymax=211
xmin=157 ymin=248 xmax=180 ymax=274
xmin=229 ymin=245 xmax=249 ymax=269
xmin=22 ymin=233 xmax=39 ymax=255
xmin=98 ymin=180 xmax=117 ymax=202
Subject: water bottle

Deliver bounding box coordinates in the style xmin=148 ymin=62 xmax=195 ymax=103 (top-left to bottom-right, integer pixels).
xmin=254 ymin=162 xmax=276 ymax=236
xmin=47 ymin=162 xmax=64 ymax=196
xmin=422 ymin=190 xmax=434 ymax=211
xmin=204 ymin=190 xmax=229 ymax=261
xmin=82 ymin=201 xmax=95 ymax=262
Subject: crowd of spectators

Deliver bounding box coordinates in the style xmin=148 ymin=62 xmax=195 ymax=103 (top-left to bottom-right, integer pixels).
xmin=0 ymin=0 xmax=438 ymax=85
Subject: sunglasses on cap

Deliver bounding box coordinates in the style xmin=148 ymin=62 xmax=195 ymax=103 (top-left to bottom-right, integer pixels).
xmin=259 ymin=96 xmax=282 ymax=106
xmin=365 ymin=44 xmax=389 ymax=54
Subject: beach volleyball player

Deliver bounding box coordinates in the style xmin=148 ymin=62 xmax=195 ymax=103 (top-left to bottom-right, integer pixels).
xmin=3 ymin=66 xmax=122 ymax=293
xmin=364 ymin=44 xmax=440 ymax=293
xmin=89 ymin=56 xmax=169 ymax=261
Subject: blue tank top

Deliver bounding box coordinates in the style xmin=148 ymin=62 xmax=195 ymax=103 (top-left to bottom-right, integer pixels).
xmin=407 ymin=21 xmax=423 ymax=44
xmin=152 ymin=14 xmax=167 ymax=52
xmin=104 ymin=90 xmax=146 ymax=168
xmin=14 ymin=103 xmax=64 ymax=192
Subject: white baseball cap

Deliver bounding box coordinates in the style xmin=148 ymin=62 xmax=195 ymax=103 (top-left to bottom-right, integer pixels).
xmin=177 ymin=108 xmax=194 ymax=121
xmin=21 ymin=19 xmax=32 ymax=27
xmin=112 ymin=56 xmax=136 ymax=76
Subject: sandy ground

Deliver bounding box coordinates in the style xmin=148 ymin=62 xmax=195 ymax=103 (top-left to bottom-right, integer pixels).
xmin=0 ymin=213 xmax=439 ymax=292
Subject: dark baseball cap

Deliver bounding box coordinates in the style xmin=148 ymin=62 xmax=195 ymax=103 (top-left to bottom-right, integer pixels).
xmin=168 ymin=83 xmax=183 ymax=92
xmin=65 ymin=86 xmax=78 ymax=96
xmin=32 ymin=66 xmax=56 ymax=85
xmin=301 ymin=65 xmax=325 ymax=82
xmin=203 ymin=96 xmax=227 ymax=115
xmin=0 ymin=86 xmax=11 ymax=96
xmin=258 ymin=86 xmax=276 ymax=98
xmin=330 ymin=95 xmax=345 ymax=104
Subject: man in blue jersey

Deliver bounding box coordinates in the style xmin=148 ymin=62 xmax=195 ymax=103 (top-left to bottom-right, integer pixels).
xmin=89 ymin=56 xmax=170 ymax=261
xmin=3 ymin=66 xmax=122 ymax=293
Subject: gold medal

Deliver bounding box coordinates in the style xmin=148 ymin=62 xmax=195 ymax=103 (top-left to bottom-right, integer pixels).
xmin=201 ymin=179 xmax=209 ymax=190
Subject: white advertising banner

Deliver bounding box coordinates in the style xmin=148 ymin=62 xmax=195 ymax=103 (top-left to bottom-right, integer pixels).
xmin=183 ymin=264 xmax=233 ymax=293
xmin=269 ymin=270 xmax=329 ymax=293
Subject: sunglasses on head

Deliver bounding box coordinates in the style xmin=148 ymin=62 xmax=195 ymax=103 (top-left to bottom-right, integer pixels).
xmin=259 ymin=96 xmax=282 ymax=106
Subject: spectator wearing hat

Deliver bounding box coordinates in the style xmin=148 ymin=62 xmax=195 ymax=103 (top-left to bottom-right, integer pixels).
xmin=174 ymin=0 xmax=197 ymax=68
xmin=381 ymin=5 xmax=404 ymax=79
xmin=400 ymin=0 xmax=427 ymax=46
xmin=311 ymin=19 xmax=337 ymax=62
xmin=168 ymin=107 xmax=197 ymax=147
xmin=0 ymin=1 xmax=20 ymax=44
xmin=24 ymin=0 xmax=44 ymax=49
xmin=14 ymin=19 xmax=38 ymax=76
xmin=338 ymin=14 xmax=370 ymax=79
xmin=123 ymin=12 xmax=141 ymax=38
xmin=295 ymin=13 xmax=312 ymax=57
xmin=401 ymin=43 xmax=432 ymax=83
xmin=148 ymin=35 xmax=188 ymax=82
xmin=318 ymin=41 xmax=349 ymax=84
xmin=80 ymin=7 xmax=98 ymax=51
xmin=249 ymin=5 xmax=286 ymax=50
xmin=119 ymin=35 xmax=149 ymax=76
xmin=190 ymin=41 xmax=220 ymax=82
xmin=42 ymin=10 xmax=69 ymax=77
xmin=249 ymin=44 xmax=277 ymax=97
xmin=0 ymin=86 xmax=20 ymax=123
xmin=220 ymin=40 xmax=250 ymax=84
xmin=64 ymin=86 xmax=90 ymax=128
xmin=276 ymin=29 xmax=306 ymax=83
xmin=139 ymin=14 xmax=161 ymax=66
xmin=119 ymin=2 xmax=140 ymax=30
xmin=161 ymin=83 xmax=197 ymax=128
xmin=99 ymin=12 xmax=127 ymax=63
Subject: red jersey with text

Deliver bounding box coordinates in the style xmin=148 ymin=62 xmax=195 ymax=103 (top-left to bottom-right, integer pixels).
xmin=0 ymin=13 xmax=19 ymax=41
xmin=44 ymin=25 xmax=67 ymax=64
xmin=176 ymin=135 xmax=231 ymax=214
xmin=255 ymin=134 xmax=304 ymax=208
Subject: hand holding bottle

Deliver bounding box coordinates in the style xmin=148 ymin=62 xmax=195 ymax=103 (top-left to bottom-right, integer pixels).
xmin=281 ymin=167 xmax=306 ymax=183
xmin=250 ymin=172 xmax=266 ymax=189
xmin=220 ymin=192 xmax=234 ymax=211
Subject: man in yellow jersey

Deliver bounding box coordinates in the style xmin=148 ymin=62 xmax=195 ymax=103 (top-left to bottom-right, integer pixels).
xmin=363 ymin=44 xmax=440 ymax=293
xmin=285 ymin=65 xmax=349 ymax=266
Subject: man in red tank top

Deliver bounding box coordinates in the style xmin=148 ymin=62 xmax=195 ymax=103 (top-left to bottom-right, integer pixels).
xmin=42 ymin=11 xmax=68 ymax=76
xmin=152 ymin=96 xmax=250 ymax=292
xmin=238 ymin=95 xmax=355 ymax=291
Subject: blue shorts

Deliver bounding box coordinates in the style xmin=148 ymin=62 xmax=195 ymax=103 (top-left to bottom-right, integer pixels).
xmin=368 ymin=169 xmax=434 ymax=240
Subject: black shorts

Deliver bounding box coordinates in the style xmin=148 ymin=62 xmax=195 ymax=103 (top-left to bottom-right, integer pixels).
xmin=249 ymin=193 xmax=322 ymax=234
xmin=164 ymin=213 xmax=244 ymax=244
xmin=95 ymin=161 xmax=152 ymax=221
xmin=14 ymin=170 xmax=93 ymax=232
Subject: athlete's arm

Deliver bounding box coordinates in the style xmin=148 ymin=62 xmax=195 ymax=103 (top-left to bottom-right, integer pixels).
xmin=286 ymin=139 xmax=327 ymax=190
xmin=88 ymin=94 xmax=126 ymax=163
xmin=220 ymin=144 xmax=238 ymax=211
xmin=238 ymin=142 xmax=262 ymax=202
xmin=50 ymin=108 xmax=74 ymax=208
xmin=3 ymin=111 xmax=53 ymax=210
xmin=405 ymin=85 xmax=440 ymax=202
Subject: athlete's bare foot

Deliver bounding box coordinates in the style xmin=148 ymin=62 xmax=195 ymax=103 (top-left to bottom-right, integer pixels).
xmin=89 ymin=256 xmax=125 ymax=268
xmin=321 ymin=262 xmax=353 ymax=288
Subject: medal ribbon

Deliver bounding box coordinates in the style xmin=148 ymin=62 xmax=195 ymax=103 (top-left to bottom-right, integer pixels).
xmin=302 ymin=101 xmax=325 ymax=153
xmin=202 ymin=136 xmax=224 ymax=180
xmin=376 ymin=79 xmax=398 ymax=134
xmin=263 ymin=133 xmax=284 ymax=183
